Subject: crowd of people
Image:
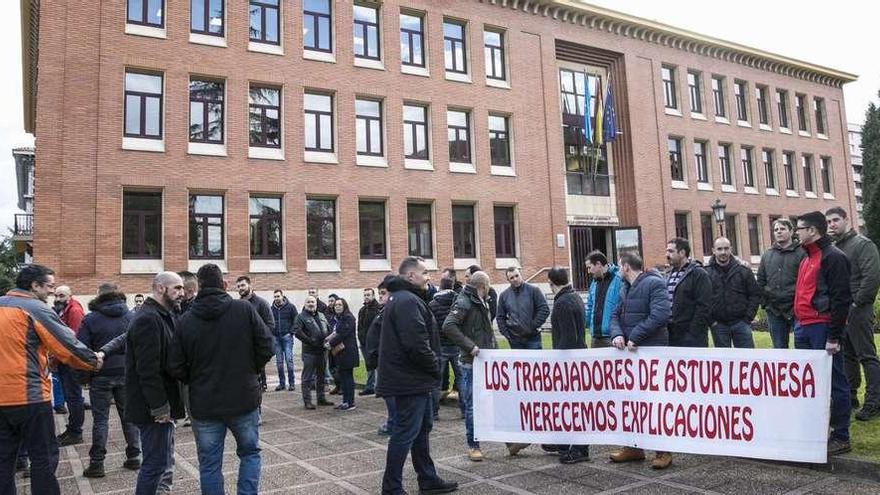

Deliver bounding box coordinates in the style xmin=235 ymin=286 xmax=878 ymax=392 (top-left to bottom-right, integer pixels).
xmin=1 ymin=206 xmax=879 ymax=494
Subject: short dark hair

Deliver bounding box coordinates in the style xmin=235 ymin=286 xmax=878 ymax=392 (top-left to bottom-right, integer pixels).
xmin=798 ymin=211 xmax=828 ymax=236
xmin=547 ymin=266 xmax=569 ymax=286
xmin=439 ymin=278 xmax=454 ymax=290
xmin=667 ymin=237 xmax=691 ymax=257
xmin=587 ymin=250 xmax=608 ymax=266
xmin=398 ymin=256 xmax=425 ymax=275
xmin=273 ymin=289 xmax=283 ymax=295
xmin=363 ymin=288 xmax=375 ymax=295
xmin=442 ymin=267 xmax=456 ymax=277
xmin=773 ymin=218 xmax=794 ymax=231
xmin=15 ymin=264 xmax=54 ymax=291
xmin=378 ymin=274 xmax=394 ymax=290
xmin=825 ymin=206 xmax=848 ymax=219
xmin=466 ymin=264 xmax=483 ymax=275
xmin=236 ymin=275 xmax=251 ymax=284
xmin=178 ymin=270 xmax=196 ymax=281
xmin=619 ymin=252 xmax=644 ymax=271
xmin=97 ymin=282 xmax=119 ymax=295
xmin=197 ymin=264 xmax=225 ymax=289
xmin=134 ymin=293 xmax=144 ymax=299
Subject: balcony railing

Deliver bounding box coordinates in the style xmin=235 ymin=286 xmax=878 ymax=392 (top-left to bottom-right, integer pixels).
xmin=14 ymin=213 xmax=33 ymax=237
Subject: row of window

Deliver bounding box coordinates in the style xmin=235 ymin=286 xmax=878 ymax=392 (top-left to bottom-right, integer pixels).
xmin=666 ymin=136 xmax=833 ymax=196
xmin=124 ymin=70 xmax=513 ymax=167
xmin=675 ymin=211 xmax=801 ymax=260
xmin=127 ymin=1 xmax=510 ymax=84
xmin=661 ymin=65 xmax=828 ymax=136
xmin=123 ymin=191 xmax=519 ymax=262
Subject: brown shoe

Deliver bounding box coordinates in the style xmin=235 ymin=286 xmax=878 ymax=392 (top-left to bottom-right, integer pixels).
xmin=467 ymin=448 xmax=484 ymax=462
xmin=651 ymin=452 xmax=672 ymax=470
xmin=507 ymin=443 xmax=530 ymax=456
xmin=609 ymin=447 xmax=646 ymax=463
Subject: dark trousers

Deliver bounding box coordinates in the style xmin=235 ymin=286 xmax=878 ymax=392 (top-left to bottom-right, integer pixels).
xmin=0 ymin=403 xmax=60 ymax=495
xmin=135 ymin=422 xmax=175 ymax=495
xmin=57 ymin=365 xmax=84 ymax=435
xmin=382 ymin=393 xmax=441 ymax=495
xmin=766 ymin=312 xmax=793 ymax=349
xmin=438 ymin=345 xmax=461 ymax=392
xmin=301 ymin=352 xmax=327 ymax=404
xmin=89 ymin=376 xmax=141 ymax=463
xmin=338 ymin=368 xmax=355 ymax=406
xmin=794 ymin=322 xmax=851 ymax=441
xmin=843 ymin=304 xmax=880 ymax=407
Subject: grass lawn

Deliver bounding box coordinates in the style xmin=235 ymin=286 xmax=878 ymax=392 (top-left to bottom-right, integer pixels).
xmin=352 ymin=330 xmax=880 ymax=462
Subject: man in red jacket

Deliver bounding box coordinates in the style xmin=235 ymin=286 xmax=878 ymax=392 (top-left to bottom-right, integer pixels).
xmin=54 ymin=286 xmax=88 ymax=446
xmin=793 ymin=211 xmax=853 ymax=456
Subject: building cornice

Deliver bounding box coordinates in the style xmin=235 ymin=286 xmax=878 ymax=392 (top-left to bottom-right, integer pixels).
xmin=481 ymin=0 xmax=858 ymax=88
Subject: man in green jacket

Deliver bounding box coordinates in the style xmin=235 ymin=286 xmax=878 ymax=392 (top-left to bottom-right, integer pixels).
xmin=827 ymin=207 xmax=880 ymax=420
xmin=757 ymin=218 xmax=805 ymax=349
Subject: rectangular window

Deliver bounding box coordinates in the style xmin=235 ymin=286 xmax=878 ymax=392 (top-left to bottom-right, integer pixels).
xmin=661 ymin=65 xmax=677 ymax=110
xmin=452 ymin=204 xmax=477 ymax=258
xmin=814 ymin=97 xmax=827 ymax=135
xmin=494 ymin=206 xmax=517 ymax=258
xmin=711 ymin=76 xmax=726 ymax=118
xmin=403 ymin=104 xmax=429 ymax=160
xmin=741 ymin=147 xmax=755 ymax=188
xmin=821 ymin=156 xmax=832 ymax=194
xmin=747 ymin=215 xmax=761 ymax=256
xmin=694 ymin=141 xmax=708 ymax=183
xmin=191 ymin=0 xmax=223 ymax=36
xmin=668 ymin=137 xmax=684 ymax=181
xmin=719 ymin=144 xmax=732 ymax=185
xmin=358 ymin=201 xmax=386 ymax=259
xmin=304 ymin=92 xmax=334 ymax=152
xmin=303 ymin=0 xmax=332 ymax=52
xmin=783 ymin=151 xmax=795 ymax=191
xmin=796 ymin=94 xmax=808 ymax=132
xmin=399 ymin=12 xmax=425 ymax=67
xmin=189 ymin=79 xmax=224 ymax=144
xmin=489 ymin=115 xmax=510 ymax=167
xmin=726 ymin=215 xmax=739 ymax=256
xmin=356 ymin=98 xmax=383 ymax=156
xmin=248 ymin=86 xmax=281 ymax=148
xmin=443 ymin=20 xmax=467 ymax=74
xmin=189 ymin=194 xmax=224 ymax=259
xmin=128 ymin=0 xmax=164 ymax=27
xmin=700 ymin=213 xmax=713 ymax=257
xmin=756 ymin=85 xmax=770 ymax=125
xmin=249 ymin=196 xmax=282 ymax=259
xmin=123 ymin=191 xmax=162 ymax=259
xmin=249 ymin=0 xmax=280 ymax=45
xmin=734 ymin=80 xmax=748 ymax=122
xmin=407 ymin=203 xmax=433 ymax=258
xmin=124 ymin=71 xmax=163 ymax=139
xmin=674 ymin=212 xmax=689 ymax=241
xmin=484 ymin=29 xmax=505 ymax=80
xmin=762 ymin=149 xmax=776 ymax=190
xmin=687 ymin=71 xmax=702 ymax=114
xmin=353 ymin=3 xmax=380 ymax=60
xmin=447 ymin=109 xmax=471 ymax=163
xmin=560 ymin=69 xmax=609 ymax=196
xmin=306 ymin=198 xmax=336 ymax=259
xmin=776 ymin=89 xmax=789 ymax=129
xmin=803 ymin=154 xmax=814 ymax=192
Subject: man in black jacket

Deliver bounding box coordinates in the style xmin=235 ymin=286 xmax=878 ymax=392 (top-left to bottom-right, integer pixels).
xmin=357 ymin=288 xmax=381 ymax=396
xmin=429 ymin=278 xmax=464 ymax=414
xmin=756 ymin=219 xmax=804 ymax=349
xmin=705 ymin=237 xmax=760 ymax=348
xmin=665 ymin=238 xmax=713 ymax=348
xmin=169 ymin=264 xmax=274 ymax=494
xmin=77 ymin=283 xmax=140 ymax=478
xmin=379 ymin=257 xmax=457 ymax=495
xmin=465 ymin=265 xmax=498 ymax=320
xmin=293 ymin=296 xmax=334 ymax=409
xmin=271 ymin=290 xmax=298 ymax=392
xmin=366 ymin=276 xmax=396 ymax=435
xmin=122 ymin=271 xmax=185 ymax=495
xmin=496 ymin=267 xmax=550 ymax=350
xmin=237 ymin=276 xmax=275 ymax=395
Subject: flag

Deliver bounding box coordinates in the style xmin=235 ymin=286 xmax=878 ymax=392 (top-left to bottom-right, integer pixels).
xmin=594 ymin=79 xmax=605 ymax=147
xmin=582 ymin=73 xmax=592 ymax=144
xmin=603 ymin=78 xmax=618 ymax=143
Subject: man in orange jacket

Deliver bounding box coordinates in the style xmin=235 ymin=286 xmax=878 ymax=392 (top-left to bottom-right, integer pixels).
xmin=0 ymin=264 xmax=101 ymax=495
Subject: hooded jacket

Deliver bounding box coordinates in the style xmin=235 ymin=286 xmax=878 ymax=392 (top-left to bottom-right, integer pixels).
xmin=77 ymin=291 xmax=133 ymax=377
xmin=551 ymin=285 xmax=587 ymax=350
xmin=293 ymin=309 xmax=330 ymax=355
xmin=357 ymin=298 xmax=381 ymax=349
xmin=168 ymin=288 xmax=274 ymax=420
xmin=586 ymin=264 xmax=623 ymax=339
xmin=794 ymin=235 xmax=852 ymax=341
xmin=668 ymin=262 xmax=713 ymax=348
xmin=609 ymin=270 xmax=670 ymax=347
xmin=705 ymin=256 xmax=761 ymax=324
xmin=428 ymin=289 xmax=457 ymax=347
xmin=834 ymin=228 xmax=880 ymax=307
xmin=496 ymin=282 xmax=550 ymax=342
xmin=271 ymin=297 xmax=298 ymax=337
xmin=757 ymin=241 xmax=805 ymax=318
xmin=442 ymin=285 xmax=497 ymax=365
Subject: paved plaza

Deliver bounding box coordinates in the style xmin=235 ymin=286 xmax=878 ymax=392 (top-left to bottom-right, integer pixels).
xmin=15 ymin=365 xmax=880 ymax=495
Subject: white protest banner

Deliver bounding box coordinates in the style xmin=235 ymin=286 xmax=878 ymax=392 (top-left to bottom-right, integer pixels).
xmin=473 ymin=347 xmax=831 ymax=463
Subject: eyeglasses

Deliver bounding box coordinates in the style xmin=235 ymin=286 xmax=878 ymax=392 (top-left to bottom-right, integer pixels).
xmin=795 ymin=226 xmax=811 ymax=231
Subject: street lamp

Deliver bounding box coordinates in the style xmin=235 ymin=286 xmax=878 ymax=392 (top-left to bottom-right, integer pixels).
xmin=711 ymin=198 xmax=727 ymax=237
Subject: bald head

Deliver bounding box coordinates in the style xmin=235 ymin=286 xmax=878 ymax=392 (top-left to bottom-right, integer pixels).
xmin=54 ymin=285 xmax=72 ymax=306
xmin=152 ymin=272 xmax=184 ymax=311
xmin=713 ymin=237 xmax=732 ymax=265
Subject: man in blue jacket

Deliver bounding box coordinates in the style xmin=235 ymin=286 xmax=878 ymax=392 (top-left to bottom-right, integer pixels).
xmin=584 ymin=251 xmax=621 ymax=348
xmin=608 ymin=252 xmax=673 ymax=470
xmin=271 ymin=290 xmax=298 ymax=392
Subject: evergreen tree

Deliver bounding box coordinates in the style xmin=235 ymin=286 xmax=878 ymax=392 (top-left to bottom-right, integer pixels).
xmin=862 ymin=94 xmax=880 ymax=241
xmin=0 ymin=236 xmax=19 ymax=294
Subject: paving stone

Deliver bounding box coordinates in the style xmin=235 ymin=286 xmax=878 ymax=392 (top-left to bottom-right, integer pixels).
xmin=807 ymin=479 xmax=880 ymax=494
xmin=663 ymin=459 xmax=823 ymax=493
xmin=258 ymin=462 xmax=327 ymax=490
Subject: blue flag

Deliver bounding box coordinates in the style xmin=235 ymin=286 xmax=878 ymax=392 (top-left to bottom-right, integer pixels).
xmin=602 ymin=79 xmax=617 ymax=143
xmin=582 ymin=73 xmax=592 ymax=144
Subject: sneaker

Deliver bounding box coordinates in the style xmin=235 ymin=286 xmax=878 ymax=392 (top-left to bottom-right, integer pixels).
xmin=610 ymin=447 xmax=646 ymax=463
xmin=275 ymin=385 xmax=286 ymax=392
xmin=855 ymin=404 xmax=880 ymax=421
xmin=507 ymin=443 xmax=530 ymax=456
xmin=467 ymin=448 xmax=484 ymax=462
xmin=828 ymin=438 xmax=852 ymax=456
xmin=419 ymin=479 xmax=459 ymax=494
xmin=339 ymin=403 xmax=357 ymax=411
xmin=57 ymin=431 xmax=83 ymax=446
xmin=651 ymin=452 xmax=673 ymax=470
xmin=123 ymin=458 xmax=141 ymax=470
xmin=378 ymin=424 xmax=392 ymax=436
xmin=304 ymin=403 xmax=316 ymax=410
xmin=53 ymin=405 xmax=67 ymax=415
xmin=288 ymin=385 xmax=296 ymax=391
xmin=334 ymin=402 xmax=347 ymax=410
xmin=359 ymin=389 xmax=375 ymax=396
xmin=317 ymin=399 xmax=335 ymax=407
xmin=560 ymin=448 xmax=590 ymax=465
xmin=82 ymin=463 xmax=105 ymax=478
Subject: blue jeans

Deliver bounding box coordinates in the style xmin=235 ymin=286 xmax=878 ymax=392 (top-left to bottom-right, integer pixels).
xmin=0 ymin=403 xmax=60 ymax=495
xmin=459 ymin=363 xmax=477 ymax=448
xmin=381 ymin=393 xmax=441 ymax=495
xmin=711 ymin=321 xmax=755 ymax=348
xmin=766 ymin=312 xmax=793 ymax=349
xmin=57 ymin=365 xmax=84 ymax=434
xmin=794 ymin=322 xmax=851 ymax=441
xmin=88 ymin=376 xmax=140 ymax=463
xmin=507 ymin=334 xmax=543 ymax=350
xmin=439 ymin=345 xmax=461 ymax=392
xmin=383 ymin=397 xmax=397 ymax=430
xmin=51 ymin=373 xmax=65 ymax=408
xmin=274 ymin=334 xmax=295 ymax=388
xmin=135 ymin=422 xmax=174 ymax=495
xmin=192 ymin=408 xmax=261 ymax=495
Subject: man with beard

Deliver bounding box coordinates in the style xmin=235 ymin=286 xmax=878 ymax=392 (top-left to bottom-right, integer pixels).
xmin=236 ymin=276 xmax=275 ymax=395
xmin=665 ymin=238 xmax=713 ymax=348
xmin=54 ymin=285 xmax=87 ymax=447
xmin=177 ymin=271 xmax=198 ymax=427
xmin=705 ymin=237 xmax=760 ymax=348
xmin=293 ymin=296 xmax=334 ymax=409
xmin=757 ymin=219 xmax=804 ymax=349
xmin=357 ymin=288 xmax=381 ymax=396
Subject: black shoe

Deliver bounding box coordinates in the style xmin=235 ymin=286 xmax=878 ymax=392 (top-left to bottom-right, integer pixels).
xmin=275 ymin=385 xmax=286 ymax=392
xmin=288 ymin=385 xmax=296 ymax=391
xmin=855 ymin=404 xmax=880 ymax=421
xmin=304 ymin=403 xmax=316 ymax=410
xmin=83 ymin=402 xmax=91 ymax=411
xmin=541 ymin=444 xmax=562 ymax=455
xmin=53 ymin=405 xmax=67 ymax=414
xmin=317 ymin=399 xmax=335 ymax=407
xmin=83 ymin=463 xmax=105 ymax=478
xmin=57 ymin=431 xmax=83 ymax=446
xmin=828 ymin=438 xmax=852 ymax=456
xmin=338 ymin=403 xmax=357 ymax=411
xmin=419 ymin=479 xmax=459 ymax=494
xmin=359 ymin=389 xmax=375 ymax=396
xmin=852 ymin=396 xmax=861 ymax=409
xmin=559 ymin=449 xmax=590 ymax=464
xmin=123 ymin=458 xmax=141 ymax=470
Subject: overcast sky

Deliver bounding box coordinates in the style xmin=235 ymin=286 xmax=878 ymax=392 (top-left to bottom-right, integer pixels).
xmin=0 ymin=1 xmax=877 ymax=234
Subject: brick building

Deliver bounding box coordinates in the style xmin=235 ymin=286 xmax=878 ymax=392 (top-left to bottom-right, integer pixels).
xmin=20 ymin=0 xmax=857 ymax=299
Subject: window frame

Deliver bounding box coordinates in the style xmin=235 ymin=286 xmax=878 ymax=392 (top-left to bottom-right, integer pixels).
xmin=694 ymin=140 xmax=709 ymax=183
xmin=407 ymin=203 xmax=434 ymax=258
xmin=188 ymin=194 xmax=225 ymax=260
xmin=303 ymin=0 xmax=333 ymax=53
xmin=443 ymin=19 xmax=468 ymax=74
xmin=741 ymin=146 xmax=755 ymax=188
xmin=711 ymin=76 xmax=726 ymax=118
xmin=127 ymin=0 xmax=165 ymax=28
xmin=356 ymin=98 xmax=383 ymax=156
xmin=399 ymin=12 xmax=426 ymax=68
xmin=191 ymin=0 xmax=224 ymax=37
xmin=483 ymin=28 xmax=506 ymax=81
xmin=122 ymin=190 xmax=163 ymax=260
xmin=733 ymin=80 xmax=749 ymax=122
xmin=820 ymin=156 xmax=832 ymax=194
xmin=249 ymin=0 xmax=281 ymax=45
xmin=795 ymin=93 xmax=809 ymax=132
xmin=762 ymin=149 xmax=776 ymax=190
xmin=674 ymin=212 xmax=690 ymax=242
xmin=403 ymin=104 xmax=429 ymax=160
xmin=353 ymin=3 xmax=380 ymax=60
xmin=747 ymin=215 xmax=761 ymax=256
xmin=493 ymin=205 xmax=517 ymax=259
xmin=756 ymin=85 xmax=770 ymax=125
xmin=189 ymin=78 xmax=225 ymax=144
xmin=249 ymin=196 xmax=283 ymax=260
xmin=700 ymin=213 xmax=713 ymax=257
xmin=248 ymin=85 xmax=282 ymax=148
xmin=488 ymin=114 xmax=511 ymax=167
xmin=358 ymin=200 xmax=386 ymax=259
xmin=814 ymin=97 xmax=827 ymax=135
xmin=776 ymin=89 xmax=790 ymax=129
xmin=452 ymin=204 xmax=477 ymax=259
xmin=687 ymin=70 xmax=703 ymax=114
xmin=783 ymin=151 xmax=796 ymax=191
xmin=719 ymin=144 xmax=733 ymax=186
xmin=306 ymin=197 xmax=337 ymax=260
xmin=661 ymin=65 xmax=678 ymax=110
xmin=124 ymin=70 xmax=164 ymax=140
xmin=802 ymin=154 xmax=815 ymax=192
xmin=304 ymin=91 xmax=335 ymax=153
xmin=668 ymin=137 xmax=684 ymax=182
xmin=447 ymin=109 xmax=472 ymax=164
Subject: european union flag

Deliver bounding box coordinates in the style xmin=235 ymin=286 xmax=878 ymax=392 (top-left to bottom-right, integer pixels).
xmin=603 ymin=79 xmax=618 ymax=143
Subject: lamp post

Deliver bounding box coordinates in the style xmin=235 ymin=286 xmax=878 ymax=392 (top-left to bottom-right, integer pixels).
xmin=711 ymin=199 xmax=727 ymax=237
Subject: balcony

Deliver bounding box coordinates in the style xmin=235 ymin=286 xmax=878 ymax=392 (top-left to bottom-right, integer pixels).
xmin=13 ymin=213 xmax=33 ymax=240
